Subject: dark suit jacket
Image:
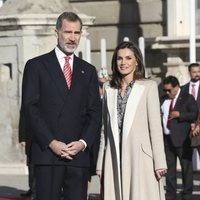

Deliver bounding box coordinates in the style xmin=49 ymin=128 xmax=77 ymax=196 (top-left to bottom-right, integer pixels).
xmin=181 ymin=82 xmax=200 ymax=109
xmin=18 ymin=109 xmax=31 ymax=156
xmin=22 ymin=50 xmax=102 ymax=167
xmin=161 ymin=90 xmax=198 ymax=147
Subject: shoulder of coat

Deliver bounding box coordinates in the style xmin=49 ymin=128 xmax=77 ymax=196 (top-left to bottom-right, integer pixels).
xmin=103 ymin=81 xmax=112 ymax=90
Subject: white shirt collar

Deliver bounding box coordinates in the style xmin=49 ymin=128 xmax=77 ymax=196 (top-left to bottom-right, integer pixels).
xmin=190 ymin=80 xmax=199 ymax=87
xmin=55 ymin=46 xmax=74 ymax=60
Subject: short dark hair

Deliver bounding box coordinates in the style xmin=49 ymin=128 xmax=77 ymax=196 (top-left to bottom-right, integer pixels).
xmin=110 ymin=41 xmax=145 ymax=89
xmin=188 ymin=63 xmax=199 ymax=72
xmin=163 ymin=75 xmax=180 ymax=87
xmin=56 ymin=12 xmax=82 ymax=31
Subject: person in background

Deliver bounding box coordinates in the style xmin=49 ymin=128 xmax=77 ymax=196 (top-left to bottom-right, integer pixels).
xmin=22 ymin=12 xmax=101 ymax=200
xmin=190 ymin=115 xmax=200 ymax=136
xmin=18 ymin=109 xmax=36 ymax=200
xmin=161 ymin=76 xmax=198 ymax=200
xmin=98 ymin=67 xmax=109 ymax=98
xmin=89 ymin=68 xmax=109 ymax=179
xmin=96 ymin=41 xmax=167 ymax=200
xmin=182 ymin=63 xmax=200 ymax=155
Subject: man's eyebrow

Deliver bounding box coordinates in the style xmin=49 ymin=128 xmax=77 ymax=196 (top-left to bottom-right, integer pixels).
xmin=74 ymin=31 xmax=81 ymax=34
xmin=64 ymin=30 xmax=81 ymax=34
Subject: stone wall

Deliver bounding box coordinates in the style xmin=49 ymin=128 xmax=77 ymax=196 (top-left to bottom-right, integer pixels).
xmin=70 ymin=0 xmax=166 ymax=71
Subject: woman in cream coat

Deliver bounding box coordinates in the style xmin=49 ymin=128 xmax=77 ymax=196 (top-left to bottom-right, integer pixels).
xmin=96 ymin=41 xmax=167 ymax=200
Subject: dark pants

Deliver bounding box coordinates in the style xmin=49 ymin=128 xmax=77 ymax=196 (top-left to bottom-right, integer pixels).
xmin=35 ymin=165 xmax=89 ymax=200
xmin=164 ymin=137 xmax=193 ymax=200
xmin=28 ymin=164 xmax=36 ymax=197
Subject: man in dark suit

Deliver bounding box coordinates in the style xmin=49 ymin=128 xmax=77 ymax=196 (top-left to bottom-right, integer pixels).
xmin=182 ymin=63 xmax=200 ymax=155
xmin=18 ymin=109 xmax=36 ymax=200
xmin=161 ymin=76 xmax=198 ymax=200
xmin=22 ymin=12 xmax=102 ymax=200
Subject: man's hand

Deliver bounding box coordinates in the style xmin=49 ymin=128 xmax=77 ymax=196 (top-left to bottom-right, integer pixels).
xmin=190 ymin=123 xmax=200 ymax=136
xmin=49 ymin=140 xmax=73 ymax=159
xmin=61 ymin=141 xmax=85 ymax=159
xmin=169 ymin=111 xmax=180 ymax=119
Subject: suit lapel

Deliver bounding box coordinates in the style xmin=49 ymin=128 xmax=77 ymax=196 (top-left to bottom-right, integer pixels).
xmin=44 ymin=50 xmax=69 ymax=101
xmin=70 ymin=55 xmax=85 ymax=90
xmin=197 ymin=85 xmax=200 ymax=109
xmin=44 ymin=52 xmax=86 ymax=102
xmin=173 ymin=91 xmax=183 ymax=110
xmin=122 ymin=81 xmax=145 ymax=146
xmin=185 ymin=83 xmax=190 ymax=93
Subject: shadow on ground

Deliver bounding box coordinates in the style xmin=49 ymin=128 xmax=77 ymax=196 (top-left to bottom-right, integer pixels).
xmin=0 ymin=186 xmax=25 ymax=198
xmin=0 ymin=171 xmax=199 ymax=200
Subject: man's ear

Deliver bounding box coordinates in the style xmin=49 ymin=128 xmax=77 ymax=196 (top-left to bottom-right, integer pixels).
xmin=55 ymin=29 xmax=58 ymax=39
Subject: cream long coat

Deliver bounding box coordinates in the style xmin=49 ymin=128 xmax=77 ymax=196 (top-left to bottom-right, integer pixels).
xmin=96 ymin=79 xmax=167 ymax=200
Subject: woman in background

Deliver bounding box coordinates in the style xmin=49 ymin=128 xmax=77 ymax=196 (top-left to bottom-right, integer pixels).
xmin=96 ymin=41 xmax=167 ymax=200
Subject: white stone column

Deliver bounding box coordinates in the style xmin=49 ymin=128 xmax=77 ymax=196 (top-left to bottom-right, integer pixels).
xmin=167 ymin=0 xmax=190 ymax=36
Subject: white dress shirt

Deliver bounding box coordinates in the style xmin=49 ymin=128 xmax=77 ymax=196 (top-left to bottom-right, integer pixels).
xmin=161 ymin=88 xmax=181 ymax=135
xmin=54 ymin=47 xmax=87 ymax=149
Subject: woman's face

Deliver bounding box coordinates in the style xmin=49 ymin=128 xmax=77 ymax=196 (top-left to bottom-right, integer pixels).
xmin=116 ymin=48 xmax=138 ymax=77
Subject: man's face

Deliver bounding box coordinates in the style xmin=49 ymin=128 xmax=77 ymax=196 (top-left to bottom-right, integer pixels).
xmin=189 ymin=66 xmax=200 ymax=82
xmin=55 ymin=19 xmax=82 ymax=54
xmin=163 ymin=83 xmax=179 ymax=99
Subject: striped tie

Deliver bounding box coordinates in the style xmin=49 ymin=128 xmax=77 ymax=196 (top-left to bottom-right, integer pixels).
xmin=167 ymin=98 xmax=174 ymax=129
xmin=63 ymin=56 xmax=72 ymax=89
xmin=191 ymin=84 xmax=196 ymax=98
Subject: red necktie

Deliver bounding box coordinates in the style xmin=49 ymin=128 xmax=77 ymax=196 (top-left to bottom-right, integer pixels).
xmin=167 ymin=98 xmax=174 ymax=129
xmin=191 ymin=84 xmax=196 ymax=98
xmin=63 ymin=56 xmax=72 ymax=89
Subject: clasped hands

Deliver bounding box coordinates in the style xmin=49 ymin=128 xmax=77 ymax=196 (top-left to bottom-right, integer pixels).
xmin=49 ymin=140 xmax=85 ymax=160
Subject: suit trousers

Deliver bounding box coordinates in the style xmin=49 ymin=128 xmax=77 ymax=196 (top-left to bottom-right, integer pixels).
xmin=28 ymin=164 xmax=36 ymax=197
xmin=164 ymin=136 xmax=193 ymax=200
xmin=35 ymin=164 xmax=89 ymax=200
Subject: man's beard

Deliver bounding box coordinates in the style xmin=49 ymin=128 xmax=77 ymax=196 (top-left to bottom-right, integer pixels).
xmin=59 ymin=40 xmax=77 ymax=54
xmin=191 ymin=77 xmax=200 ymax=82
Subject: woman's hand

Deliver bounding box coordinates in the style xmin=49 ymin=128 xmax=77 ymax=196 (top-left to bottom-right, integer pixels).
xmin=155 ymin=168 xmax=167 ymax=181
xmin=96 ymin=170 xmax=102 ymax=179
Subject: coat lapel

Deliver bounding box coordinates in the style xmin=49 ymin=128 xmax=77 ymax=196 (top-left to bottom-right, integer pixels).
xmin=173 ymin=91 xmax=183 ymax=110
xmin=184 ymin=83 xmax=190 ymax=93
xmin=70 ymin=55 xmax=85 ymax=90
xmin=44 ymin=50 xmax=69 ymax=101
xmin=197 ymin=85 xmax=200 ymax=109
xmin=106 ymin=81 xmax=145 ymax=155
xmin=122 ymin=81 xmax=145 ymax=146
xmin=106 ymin=85 xmax=123 ymax=197
xmin=106 ymin=86 xmax=120 ymax=154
